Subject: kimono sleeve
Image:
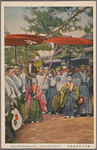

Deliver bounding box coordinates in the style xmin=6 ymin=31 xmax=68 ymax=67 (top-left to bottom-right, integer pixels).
xmin=36 ymin=85 xmax=43 ymax=98
xmin=36 ymin=85 xmax=46 ymax=112
xmin=73 ymin=84 xmax=79 ymax=101
xmin=60 ymin=84 xmax=68 ymax=107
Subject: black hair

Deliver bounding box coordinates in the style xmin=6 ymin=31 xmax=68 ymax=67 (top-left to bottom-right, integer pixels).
xmin=13 ymin=64 xmax=19 ymax=67
xmin=51 ymin=69 xmax=56 ymax=73
xmin=74 ymin=66 xmax=79 ymax=68
xmin=5 ymin=67 xmax=13 ymax=72
xmin=85 ymin=63 xmax=91 ymax=66
xmin=67 ymin=72 xmax=73 ymax=77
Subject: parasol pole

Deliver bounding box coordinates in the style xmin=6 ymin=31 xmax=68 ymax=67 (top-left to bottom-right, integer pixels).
xmin=48 ymin=43 xmax=58 ymax=70
xmin=15 ymin=38 xmax=17 ymax=64
xmin=15 ymin=45 xmax=17 ymax=64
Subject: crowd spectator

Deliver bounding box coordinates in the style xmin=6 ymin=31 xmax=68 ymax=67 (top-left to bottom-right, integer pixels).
xmin=4 ymin=61 xmax=93 ymax=142
xmin=47 ymin=69 xmax=60 ymax=114
xmin=36 ymin=65 xmax=48 ymax=113
xmin=73 ymin=64 xmax=92 ymax=116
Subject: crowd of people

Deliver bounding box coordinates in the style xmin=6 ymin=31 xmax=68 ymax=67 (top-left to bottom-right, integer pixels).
xmin=5 ymin=61 xmax=93 ymax=143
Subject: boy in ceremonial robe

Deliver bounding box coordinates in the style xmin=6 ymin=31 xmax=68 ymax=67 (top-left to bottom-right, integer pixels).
xmin=60 ymin=73 xmax=79 ymax=118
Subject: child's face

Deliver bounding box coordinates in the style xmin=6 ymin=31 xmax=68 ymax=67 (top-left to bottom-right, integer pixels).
xmin=32 ymin=78 xmax=36 ymax=84
xmin=67 ymin=76 xmax=72 ymax=82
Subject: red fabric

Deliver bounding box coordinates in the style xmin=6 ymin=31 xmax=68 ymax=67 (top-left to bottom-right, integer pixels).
xmin=25 ymin=85 xmax=32 ymax=110
xmin=45 ymin=37 xmax=93 ymax=45
xmin=15 ymin=114 xmax=18 ymax=120
xmin=25 ymin=84 xmax=46 ymax=112
xmin=5 ymin=35 xmax=43 ymax=46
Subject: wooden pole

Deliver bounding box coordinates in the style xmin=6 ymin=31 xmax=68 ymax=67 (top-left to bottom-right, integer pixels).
xmin=15 ymin=38 xmax=17 ymax=64
xmin=15 ymin=45 xmax=17 ymax=64
xmin=48 ymin=43 xmax=58 ymax=70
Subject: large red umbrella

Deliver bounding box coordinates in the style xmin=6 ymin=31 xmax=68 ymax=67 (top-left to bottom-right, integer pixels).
xmin=5 ymin=35 xmax=43 ymax=46
xmin=45 ymin=36 xmax=93 ymax=69
xmin=7 ymin=33 xmax=47 ymax=41
xmin=45 ymin=36 xmax=93 ymax=45
xmin=5 ymin=34 xmax=45 ymax=63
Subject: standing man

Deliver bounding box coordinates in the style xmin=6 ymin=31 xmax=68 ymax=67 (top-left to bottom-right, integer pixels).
xmin=57 ymin=66 xmax=71 ymax=92
xmin=27 ymin=61 xmax=38 ymax=75
xmin=36 ymin=65 xmax=48 ymax=113
xmin=19 ymin=64 xmax=26 ymax=93
xmin=13 ymin=64 xmax=23 ymax=92
xmin=86 ymin=64 xmax=93 ymax=115
xmin=47 ymin=69 xmax=60 ymax=114
xmin=73 ymin=64 xmax=92 ymax=116
xmin=74 ymin=66 xmax=80 ymax=74
xmin=5 ymin=67 xmax=21 ymax=99
xmin=13 ymin=64 xmax=28 ymax=123
xmin=5 ymin=80 xmax=17 ymax=143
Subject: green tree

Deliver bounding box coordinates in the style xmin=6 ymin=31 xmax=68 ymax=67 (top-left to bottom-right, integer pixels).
xmin=21 ymin=7 xmax=93 ymax=35
xmin=4 ymin=26 xmax=10 ymax=35
xmin=5 ymin=48 xmax=15 ymax=65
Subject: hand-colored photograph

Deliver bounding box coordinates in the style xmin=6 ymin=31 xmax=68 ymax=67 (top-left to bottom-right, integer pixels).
xmin=1 ymin=1 xmax=96 ymax=149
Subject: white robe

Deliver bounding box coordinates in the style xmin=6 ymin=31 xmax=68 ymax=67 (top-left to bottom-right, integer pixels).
xmin=20 ymin=72 xmax=26 ymax=93
xmin=5 ymin=76 xmax=21 ymax=98
xmin=36 ymin=74 xmax=48 ymax=104
xmin=5 ymin=81 xmax=16 ymax=99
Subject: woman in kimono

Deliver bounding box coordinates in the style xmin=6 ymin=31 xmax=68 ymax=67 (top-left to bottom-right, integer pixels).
xmin=47 ymin=69 xmax=60 ymax=114
xmin=25 ymin=76 xmax=47 ymax=123
xmin=60 ymin=73 xmax=79 ymax=118
xmin=73 ymin=64 xmax=92 ymax=116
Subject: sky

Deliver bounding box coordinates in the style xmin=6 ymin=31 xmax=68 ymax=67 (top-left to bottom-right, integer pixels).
xmin=4 ymin=7 xmax=93 ymax=37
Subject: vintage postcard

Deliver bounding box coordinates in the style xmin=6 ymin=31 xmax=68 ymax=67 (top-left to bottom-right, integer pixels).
xmin=1 ymin=1 xmax=96 ymax=149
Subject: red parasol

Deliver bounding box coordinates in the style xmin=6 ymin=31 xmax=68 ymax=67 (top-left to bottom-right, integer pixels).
xmin=45 ymin=36 xmax=93 ymax=45
xmin=45 ymin=36 xmax=93 ymax=69
xmin=5 ymin=34 xmax=45 ymax=63
xmin=7 ymin=33 xmax=47 ymax=41
xmin=5 ymin=35 xmax=43 ymax=46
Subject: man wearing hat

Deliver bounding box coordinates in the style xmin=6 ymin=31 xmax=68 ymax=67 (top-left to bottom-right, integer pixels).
xmin=36 ymin=65 xmax=48 ymax=113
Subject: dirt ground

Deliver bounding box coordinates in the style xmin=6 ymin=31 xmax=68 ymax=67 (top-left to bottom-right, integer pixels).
xmin=12 ymin=114 xmax=94 ymax=144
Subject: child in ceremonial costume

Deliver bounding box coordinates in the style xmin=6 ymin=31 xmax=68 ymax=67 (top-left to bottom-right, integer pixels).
xmin=25 ymin=76 xmax=47 ymax=123
xmin=60 ymin=73 xmax=79 ymax=118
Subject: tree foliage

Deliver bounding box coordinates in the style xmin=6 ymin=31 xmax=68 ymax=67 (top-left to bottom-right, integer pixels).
xmin=4 ymin=26 xmax=10 ymax=35
xmin=22 ymin=7 xmax=93 ymax=35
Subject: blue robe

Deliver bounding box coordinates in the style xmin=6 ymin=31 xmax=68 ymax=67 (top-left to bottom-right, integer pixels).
xmin=73 ymin=72 xmax=92 ymax=115
xmin=5 ymin=76 xmax=21 ymax=98
xmin=47 ymin=76 xmax=60 ymax=112
xmin=63 ymin=91 xmax=75 ymax=117
xmin=12 ymin=74 xmax=23 ymax=91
